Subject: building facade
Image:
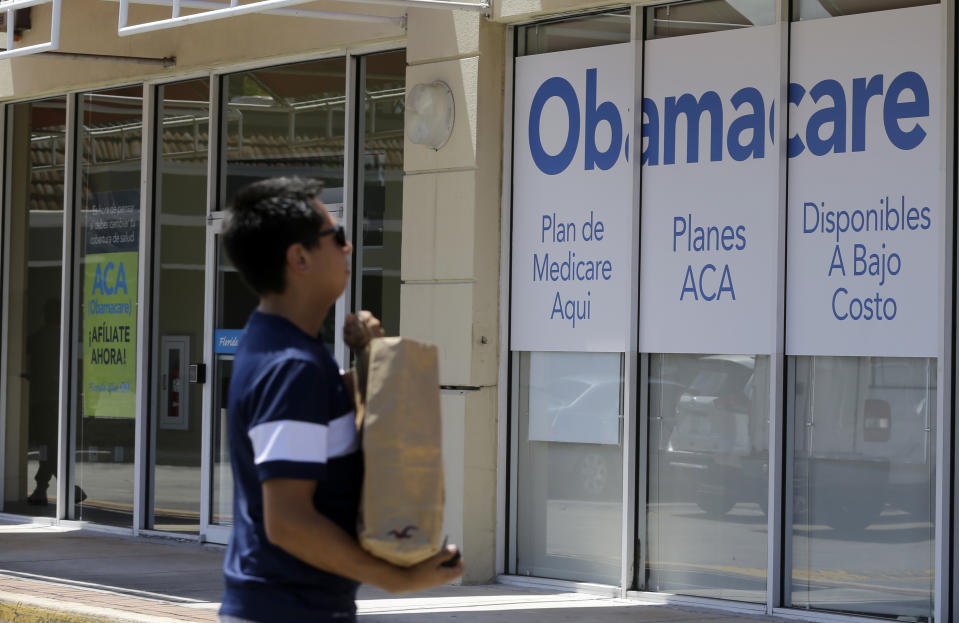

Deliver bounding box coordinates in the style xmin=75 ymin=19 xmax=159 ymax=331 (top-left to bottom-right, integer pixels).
xmin=0 ymin=1 xmax=955 ymax=622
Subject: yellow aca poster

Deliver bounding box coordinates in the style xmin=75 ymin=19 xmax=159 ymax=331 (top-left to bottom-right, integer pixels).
xmin=82 ymin=193 xmax=139 ymax=419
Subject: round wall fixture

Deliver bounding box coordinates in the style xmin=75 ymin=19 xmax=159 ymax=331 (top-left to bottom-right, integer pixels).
xmin=406 ymin=81 xmax=455 ymax=151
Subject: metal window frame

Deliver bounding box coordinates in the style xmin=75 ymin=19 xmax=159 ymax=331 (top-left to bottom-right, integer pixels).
xmin=0 ymin=96 xmax=70 ymax=518
xmin=134 ymin=84 xmax=158 ymax=534
xmin=116 ymin=0 xmax=405 ymax=36
xmin=59 ymin=94 xmax=78 ymax=520
xmin=496 ymin=23 xmax=515 ymax=578
xmin=114 ymin=0 xmax=489 ymax=38
xmin=0 ymin=0 xmax=60 ymax=60
xmin=0 ymin=102 xmax=7 ymax=512
xmin=936 ymin=2 xmax=953 ymax=621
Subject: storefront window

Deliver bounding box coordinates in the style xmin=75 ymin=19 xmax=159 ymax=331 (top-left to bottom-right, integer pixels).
xmin=212 ymin=58 xmax=350 ymax=527
xmin=355 ymin=50 xmax=405 ymax=337
xmin=638 ymin=0 xmax=779 ymax=601
xmin=517 ymin=10 xmax=629 ymax=56
xmin=515 ymin=352 xmax=624 ymax=585
xmin=2 ymin=97 xmax=66 ymax=516
xmin=788 ymin=357 xmax=935 ymax=619
xmin=646 ymin=0 xmax=776 ymax=39
xmin=150 ymin=79 xmax=210 ymax=533
xmin=647 ymin=354 xmax=769 ymax=601
xmin=793 ymin=0 xmax=937 ymax=21
xmin=221 ymin=57 xmax=347 ymax=347
xmin=784 ymin=4 xmax=942 ymax=619
xmin=75 ymin=86 xmax=144 ymax=526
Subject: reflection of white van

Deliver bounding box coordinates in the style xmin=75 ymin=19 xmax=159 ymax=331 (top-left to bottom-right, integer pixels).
xmin=793 ymin=357 xmax=935 ymax=531
xmin=665 ymin=355 xmax=934 ymax=530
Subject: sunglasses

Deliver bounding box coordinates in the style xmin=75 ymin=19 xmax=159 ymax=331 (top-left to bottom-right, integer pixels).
xmin=305 ymin=225 xmax=347 ymax=248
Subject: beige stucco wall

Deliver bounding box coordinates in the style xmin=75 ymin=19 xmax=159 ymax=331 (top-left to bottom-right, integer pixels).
xmin=0 ymin=0 xmax=405 ymax=101
xmin=399 ymin=5 xmax=504 ymax=584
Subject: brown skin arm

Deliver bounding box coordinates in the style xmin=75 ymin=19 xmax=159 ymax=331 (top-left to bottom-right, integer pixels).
xmin=262 ymin=478 xmax=463 ymax=594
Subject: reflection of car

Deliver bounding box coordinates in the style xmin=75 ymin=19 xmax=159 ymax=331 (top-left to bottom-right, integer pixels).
xmin=663 ymin=355 xmax=935 ymax=532
xmin=665 ymin=355 xmax=768 ymax=516
xmin=535 ymin=379 xmax=623 ymax=502
xmin=538 ymin=376 xmax=687 ymax=503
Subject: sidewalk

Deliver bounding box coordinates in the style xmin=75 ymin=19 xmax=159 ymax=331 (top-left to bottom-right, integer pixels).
xmin=0 ymin=518 xmax=791 ymax=623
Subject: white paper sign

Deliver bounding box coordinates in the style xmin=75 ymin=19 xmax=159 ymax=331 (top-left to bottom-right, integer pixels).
xmin=511 ymin=44 xmax=634 ymax=352
xmin=639 ymin=25 xmax=781 ymax=355
xmin=786 ymin=6 xmax=941 ymax=357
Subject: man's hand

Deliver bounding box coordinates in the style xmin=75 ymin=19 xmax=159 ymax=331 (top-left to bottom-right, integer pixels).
xmin=344 ymin=310 xmax=384 ymax=351
xmin=263 ymin=478 xmax=463 ymax=594
xmin=388 ymin=545 xmax=464 ymax=594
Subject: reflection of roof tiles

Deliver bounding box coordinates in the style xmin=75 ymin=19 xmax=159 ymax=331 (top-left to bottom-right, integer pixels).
xmin=28 ymin=128 xmax=404 ymax=209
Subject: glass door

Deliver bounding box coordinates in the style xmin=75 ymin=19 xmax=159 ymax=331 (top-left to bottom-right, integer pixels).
xmin=201 ymin=58 xmax=351 ymax=543
xmin=148 ymin=79 xmax=211 ymax=534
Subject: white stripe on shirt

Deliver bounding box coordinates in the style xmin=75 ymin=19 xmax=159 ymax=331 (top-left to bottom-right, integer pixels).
xmin=249 ymin=420 xmax=328 ymax=465
xmin=327 ymin=411 xmax=358 ymax=459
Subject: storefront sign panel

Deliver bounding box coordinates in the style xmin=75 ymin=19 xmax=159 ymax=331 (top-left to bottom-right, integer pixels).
xmin=786 ymin=5 xmax=941 ymax=357
xmin=511 ymin=43 xmax=634 ymax=352
xmin=639 ymin=25 xmax=781 ymax=355
xmin=83 ymin=191 xmax=140 ymax=419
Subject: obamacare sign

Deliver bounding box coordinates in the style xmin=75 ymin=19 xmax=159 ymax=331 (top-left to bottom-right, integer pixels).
xmin=513 ymin=5 xmax=941 ymax=358
xmin=526 ymin=68 xmax=930 ymax=174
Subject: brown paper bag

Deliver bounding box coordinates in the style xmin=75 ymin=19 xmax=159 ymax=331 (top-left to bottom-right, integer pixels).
xmin=357 ymin=337 xmax=444 ymax=567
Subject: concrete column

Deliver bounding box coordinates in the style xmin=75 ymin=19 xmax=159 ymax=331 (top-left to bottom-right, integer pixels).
xmin=401 ymin=8 xmax=505 ymax=584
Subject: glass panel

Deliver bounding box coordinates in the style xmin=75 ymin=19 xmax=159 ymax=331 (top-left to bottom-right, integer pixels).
xmin=2 ymin=97 xmax=66 ymax=516
xmin=150 ymin=79 xmax=210 ymax=533
xmin=221 ymin=58 xmax=347 ymax=350
xmin=221 ymin=58 xmax=347 ymax=209
xmin=516 ymin=352 xmax=624 ymax=585
xmin=646 ymin=354 xmax=769 ymax=602
xmin=793 ymin=0 xmax=937 ymax=21
xmin=356 ymin=50 xmax=404 ymax=336
xmin=211 ymin=239 xmax=258 ymax=527
xmin=75 ymin=86 xmax=143 ymax=526
xmin=788 ymin=356 xmax=935 ymax=620
xmin=646 ymin=1 xmax=776 ymax=39
xmin=518 ymin=10 xmax=630 ymax=56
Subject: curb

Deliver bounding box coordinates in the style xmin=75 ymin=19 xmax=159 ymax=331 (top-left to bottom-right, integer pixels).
xmin=0 ymin=590 xmax=195 ymax=623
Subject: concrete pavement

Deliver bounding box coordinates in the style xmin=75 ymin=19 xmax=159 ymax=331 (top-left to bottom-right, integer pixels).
xmin=0 ymin=517 xmax=798 ymax=623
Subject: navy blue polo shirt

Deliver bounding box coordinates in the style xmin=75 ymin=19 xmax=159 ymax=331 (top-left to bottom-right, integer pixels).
xmin=220 ymin=310 xmax=363 ymax=623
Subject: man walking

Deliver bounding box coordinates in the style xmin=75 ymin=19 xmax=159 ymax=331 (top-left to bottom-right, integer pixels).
xmin=219 ymin=177 xmax=462 ymax=623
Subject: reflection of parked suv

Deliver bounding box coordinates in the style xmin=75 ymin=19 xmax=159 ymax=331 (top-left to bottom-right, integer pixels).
xmin=665 ymin=355 xmax=768 ymax=516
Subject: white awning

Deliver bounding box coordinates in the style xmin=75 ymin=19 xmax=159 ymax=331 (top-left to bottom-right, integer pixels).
xmin=0 ymin=0 xmax=61 ymax=60
xmin=116 ymin=0 xmax=489 ymax=37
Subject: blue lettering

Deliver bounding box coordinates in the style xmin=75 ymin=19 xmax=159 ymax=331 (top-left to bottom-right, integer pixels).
xmin=806 ymin=79 xmax=846 ymax=156
xmin=727 ymin=87 xmax=765 ymax=161
xmin=883 ymin=71 xmax=928 ymax=150
xmin=788 ymin=82 xmax=806 ymax=157
xmin=584 ymin=68 xmax=622 ymax=170
xmin=529 ymin=77 xmax=580 ymax=175
xmin=664 ymin=91 xmax=723 ymax=165
xmin=852 ymin=75 xmax=883 ymax=151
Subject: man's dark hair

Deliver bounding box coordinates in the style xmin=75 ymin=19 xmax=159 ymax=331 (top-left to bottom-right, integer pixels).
xmin=223 ymin=176 xmax=325 ymax=295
